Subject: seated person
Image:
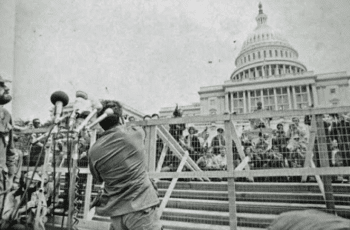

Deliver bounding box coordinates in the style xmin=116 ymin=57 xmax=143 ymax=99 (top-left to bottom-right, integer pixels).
xmin=265 ymin=145 xmax=284 ymax=168
xmin=286 ymin=120 xmax=306 ymax=141
xmin=287 ymin=134 xmax=306 ymax=168
xmin=196 ymin=147 xmax=219 ymax=171
xmin=214 ymin=147 xmax=228 ymax=170
xmin=273 ymin=123 xmax=289 ymax=154
xmin=254 ymin=133 xmax=271 ymax=160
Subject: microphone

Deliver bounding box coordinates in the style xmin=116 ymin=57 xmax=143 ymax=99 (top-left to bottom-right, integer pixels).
xmin=75 ymin=100 xmax=103 ymax=133
xmin=50 ymin=91 xmax=69 ymax=124
xmin=69 ymin=91 xmax=89 ymax=129
xmin=86 ymin=108 xmax=114 ymax=130
xmin=56 ymin=113 xmax=70 ymax=124
xmin=31 ymin=126 xmax=59 ymax=144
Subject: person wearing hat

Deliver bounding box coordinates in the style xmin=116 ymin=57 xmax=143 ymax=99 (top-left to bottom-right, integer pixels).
xmin=211 ymin=128 xmax=226 ymax=155
xmin=143 ymin=115 xmax=151 ymax=120
xmin=0 ymin=75 xmax=16 ymax=219
xmin=184 ymin=126 xmax=201 ymax=162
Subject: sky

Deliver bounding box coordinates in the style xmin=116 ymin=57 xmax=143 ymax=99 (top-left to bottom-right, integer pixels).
xmin=1 ymin=0 xmax=350 ymax=122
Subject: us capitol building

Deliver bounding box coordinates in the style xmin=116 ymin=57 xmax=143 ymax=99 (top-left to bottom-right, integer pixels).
xmin=160 ymin=3 xmax=350 ymax=118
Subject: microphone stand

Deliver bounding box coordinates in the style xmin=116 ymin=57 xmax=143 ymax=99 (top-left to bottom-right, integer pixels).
xmin=67 ymin=136 xmax=79 ymax=230
xmin=67 ymin=124 xmax=89 ymax=230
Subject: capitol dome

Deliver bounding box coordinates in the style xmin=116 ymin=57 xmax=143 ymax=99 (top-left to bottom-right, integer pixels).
xmin=231 ymin=3 xmax=307 ymax=81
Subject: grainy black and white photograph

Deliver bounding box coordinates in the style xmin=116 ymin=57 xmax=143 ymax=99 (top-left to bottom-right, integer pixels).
xmin=0 ymin=0 xmax=349 ymax=229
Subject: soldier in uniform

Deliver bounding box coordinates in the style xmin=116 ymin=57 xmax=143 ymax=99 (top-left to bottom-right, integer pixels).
xmin=0 ymin=75 xmax=16 ymax=222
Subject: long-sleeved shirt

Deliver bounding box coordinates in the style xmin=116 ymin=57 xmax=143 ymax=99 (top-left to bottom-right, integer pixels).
xmin=89 ymin=125 xmax=159 ymax=217
xmin=0 ymin=107 xmax=16 ymax=176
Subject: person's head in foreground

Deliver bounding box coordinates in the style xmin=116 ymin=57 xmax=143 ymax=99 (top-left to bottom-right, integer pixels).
xmin=0 ymin=75 xmax=12 ymax=105
xmin=98 ymin=100 xmax=123 ymax=131
xmin=267 ymin=209 xmax=350 ymax=230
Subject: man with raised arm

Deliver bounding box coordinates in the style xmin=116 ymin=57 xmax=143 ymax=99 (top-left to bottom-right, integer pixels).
xmin=88 ymin=101 xmax=162 ymax=230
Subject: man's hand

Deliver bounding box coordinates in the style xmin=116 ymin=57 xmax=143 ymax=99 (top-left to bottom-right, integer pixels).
xmin=6 ymin=175 xmax=14 ymax=191
xmin=12 ymin=181 xmax=19 ymax=191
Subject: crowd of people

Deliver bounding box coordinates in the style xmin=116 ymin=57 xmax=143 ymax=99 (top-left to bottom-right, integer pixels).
xmin=150 ymin=104 xmax=350 ymax=183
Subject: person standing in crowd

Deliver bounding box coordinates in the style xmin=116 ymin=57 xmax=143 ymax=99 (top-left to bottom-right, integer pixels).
xmin=184 ymin=126 xmax=201 ymax=162
xmin=211 ymin=128 xmax=225 ymax=155
xmin=0 ymin=76 xmax=16 ymax=222
xmin=32 ymin=119 xmax=41 ymax=129
xmin=88 ymin=101 xmax=162 ymax=230
xmin=273 ymin=123 xmax=289 ymax=164
xmin=169 ymin=105 xmax=186 ymax=142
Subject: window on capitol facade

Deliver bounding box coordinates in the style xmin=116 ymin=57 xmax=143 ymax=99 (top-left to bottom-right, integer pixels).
xmin=263 ymin=88 xmax=275 ymax=111
xmin=250 ymin=90 xmax=261 ymax=111
xmin=295 ymin=86 xmax=309 ymax=109
xmin=276 ymin=88 xmax=289 ymax=110
xmin=233 ymin=92 xmax=244 ymax=114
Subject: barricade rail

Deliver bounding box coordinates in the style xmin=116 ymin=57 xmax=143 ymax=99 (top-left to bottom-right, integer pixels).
xmin=16 ymin=106 xmax=350 ymax=230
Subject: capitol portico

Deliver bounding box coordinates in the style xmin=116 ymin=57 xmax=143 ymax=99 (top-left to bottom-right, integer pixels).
xmin=160 ymin=3 xmax=350 ymax=118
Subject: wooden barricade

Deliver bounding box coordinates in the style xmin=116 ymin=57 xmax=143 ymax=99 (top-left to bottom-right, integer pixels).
xmin=14 ymin=106 xmax=350 ymax=230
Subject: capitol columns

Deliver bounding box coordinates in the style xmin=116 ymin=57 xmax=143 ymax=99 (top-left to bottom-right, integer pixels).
xmin=231 ymin=92 xmax=234 ymax=113
xmin=225 ymin=93 xmax=229 ymax=112
xmin=311 ymin=84 xmax=318 ymax=107
xmin=243 ymin=91 xmax=247 ymax=113
xmin=247 ymin=90 xmax=251 ymax=113
xmin=306 ymin=85 xmax=312 ymax=107
xmin=292 ymin=86 xmax=297 ymax=109
xmin=273 ymin=88 xmax=278 ymax=110
xmin=287 ymin=87 xmax=292 ymax=109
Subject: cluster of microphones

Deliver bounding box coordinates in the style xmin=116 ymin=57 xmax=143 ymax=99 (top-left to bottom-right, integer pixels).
xmin=31 ymin=90 xmax=114 ymax=144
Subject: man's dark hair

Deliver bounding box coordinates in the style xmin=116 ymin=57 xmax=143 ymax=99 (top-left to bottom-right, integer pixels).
xmin=33 ymin=118 xmax=40 ymax=123
xmin=98 ymin=100 xmax=123 ymax=130
xmin=98 ymin=100 xmax=123 ymax=116
xmin=99 ymin=115 xmax=120 ymax=131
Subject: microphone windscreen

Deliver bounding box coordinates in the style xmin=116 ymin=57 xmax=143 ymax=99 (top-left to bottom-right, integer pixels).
xmin=50 ymin=91 xmax=69 ymax=106
xmin=76 ymin=91 xmax=88 ymax=100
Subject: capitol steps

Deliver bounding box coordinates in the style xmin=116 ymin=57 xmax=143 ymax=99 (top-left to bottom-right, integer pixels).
xmin=51 ymin=179 xmax=350 ymax=230
xmin=156 ymin=180 xmax=350 ymax=229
